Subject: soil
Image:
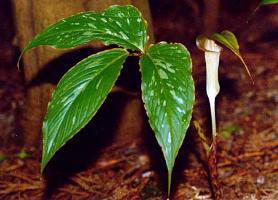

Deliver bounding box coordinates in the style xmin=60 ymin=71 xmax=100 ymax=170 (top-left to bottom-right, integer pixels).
xmin=0 ymin=1 xmax=277 ymax=199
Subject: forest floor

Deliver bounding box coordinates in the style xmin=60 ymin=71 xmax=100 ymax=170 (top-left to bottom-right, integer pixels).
xmin=0 ymin=1 xmax=277 ymax=200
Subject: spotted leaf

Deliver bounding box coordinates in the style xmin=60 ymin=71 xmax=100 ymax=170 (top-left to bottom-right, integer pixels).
xmin=23 ymin=5 xmax=147 ymax=52
xmin=42 ymin=48 xmax=128 ymax=171
xmin=140 ymin=43 xmax=194 ymax=194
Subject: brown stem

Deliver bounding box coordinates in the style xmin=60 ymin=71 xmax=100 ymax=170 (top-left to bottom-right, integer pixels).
xmin=129 ymin=52 xmax=142 ymax=57
xmin=208 ymin=136 xmax=222 ymax=200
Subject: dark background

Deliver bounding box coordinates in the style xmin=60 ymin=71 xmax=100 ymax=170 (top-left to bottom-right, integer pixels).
xmin=0 ymin=0 xmax=277 ymax=199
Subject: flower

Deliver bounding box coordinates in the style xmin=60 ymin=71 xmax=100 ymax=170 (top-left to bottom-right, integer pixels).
xmin=197 ymin=37 xmax=222 ymax=137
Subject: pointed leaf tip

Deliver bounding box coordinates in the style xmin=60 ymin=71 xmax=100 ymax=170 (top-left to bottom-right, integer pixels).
xmin=140 ymin=43 xmax=194 ymax=194
xmin=24 ymin=5 xmax=147 ymax=53
xmin=41 ymin=48 xmax=128 ymax=172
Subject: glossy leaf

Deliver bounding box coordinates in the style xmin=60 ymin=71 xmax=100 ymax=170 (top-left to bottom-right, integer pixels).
xmin=140 ymin=43 xmax=194 ymax=194
xmin=42 ymin=48 xmax=128 ymax=171
xmin=23 ymin=5 xmax=147 ymax=52
xmin=261 ymin=0 xmax=278 ymax=4
xmin=211 ymin=30 xmax=254 ymax=83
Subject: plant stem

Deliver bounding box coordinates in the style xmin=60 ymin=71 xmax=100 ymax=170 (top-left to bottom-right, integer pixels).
xmin=204 ymin=39 xmax=222 ymax=200
xmin=208 ymin=96 xmax=217 ymax=138
xmin=129 ymin=52 xmax=142 ymax=56
xmin=167 ymin=168 xmax=172 ymax=199
xmin=208 ymin=138 xmax=222 ymax=200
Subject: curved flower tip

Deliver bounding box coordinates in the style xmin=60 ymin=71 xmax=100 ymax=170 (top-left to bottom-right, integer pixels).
xmin=204 ymin=39 xmax=222 ymax=53
xmin=196 ymin=35 xmax=222 ymax=53
xmin=204 ymin=39 xmax=221 ymax=98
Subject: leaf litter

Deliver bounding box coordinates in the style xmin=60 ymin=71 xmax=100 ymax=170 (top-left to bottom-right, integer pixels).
xmin=1 ymin=1 xmax=278 ymax=199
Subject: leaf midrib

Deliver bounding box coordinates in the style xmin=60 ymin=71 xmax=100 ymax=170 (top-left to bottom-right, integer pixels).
xmin=27 ymin=28 xmax=142 ymax=52
xmin=44 ymin=51 xmax=127 ymax=157
xmin=144 ymin=53 xmax=174 ymax=165
xmin=144 ymin=51 xmax=191 ymax=166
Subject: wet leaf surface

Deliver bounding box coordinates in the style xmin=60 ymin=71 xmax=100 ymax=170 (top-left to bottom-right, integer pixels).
xmin=42 ymin=48 xmax=128 ymax=171
xmin=140 ymin=42 xmax=194 ymax=193
xmin=23 ymin=5 xmax=147 ymax=52
xmin=1 ymin=1 xmax=277 ymax=199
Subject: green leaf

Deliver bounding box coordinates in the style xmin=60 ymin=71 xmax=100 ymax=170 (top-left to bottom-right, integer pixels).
xmin=140 ymin=43 xmax=194 ymax=194
xmin=0 ymin=153 xmax=6 ymax=163
xmin=211 ymin=30 xmax=254 ymax=83
xmin=42 ymin=48 xmax=128 ymax=171
xmin=24 ymin=5 xmax=147 ymax=52
xmin=261 ymin=0 xmax=278 ymax=4
xmin=221 ymin=124 xmax=240 ymax=139
xmin=17 ymin=150 xmax=30 ymax=159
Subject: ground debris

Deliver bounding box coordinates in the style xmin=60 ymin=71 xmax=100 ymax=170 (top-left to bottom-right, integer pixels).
xmin=1 ymin=1 xmax=277 ymax=199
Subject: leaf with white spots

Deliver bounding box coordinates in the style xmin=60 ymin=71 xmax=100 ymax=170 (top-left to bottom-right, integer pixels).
xmin=140 ymin=43 xmax=194 ymax=194
xmin=42 ymin=48 xmax=128 ymax=171
xmin=23 ymin=5 xmax=147 ymax=52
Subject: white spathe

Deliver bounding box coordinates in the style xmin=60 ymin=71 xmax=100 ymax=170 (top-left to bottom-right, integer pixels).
xmin=204 ymin=39 xmax=222 ymax=137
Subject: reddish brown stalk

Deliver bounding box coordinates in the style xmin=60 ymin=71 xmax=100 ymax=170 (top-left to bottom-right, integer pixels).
xmin=208 ymin=137 xmax=222 ymax=200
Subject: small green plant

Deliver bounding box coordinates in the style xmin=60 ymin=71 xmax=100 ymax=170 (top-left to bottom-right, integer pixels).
xmin=0 ymin=153 xmax=6 ymax=163
xmin=221 ymin=124 xmax=241 ymax=139
xmin=16 ymin=150 xmax=30 ymax=159
xmin=196 ymin=31 xmax=253 ymax=200
xmin=20 ymin=5 xmax=194 ymax=195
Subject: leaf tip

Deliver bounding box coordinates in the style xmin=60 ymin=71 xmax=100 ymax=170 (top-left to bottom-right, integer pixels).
xmin=40 ymin=158 xmax=47 ymax=174
xmin=239 ymin=56 xmax=254 ymax=84
xmin=40 ymin=150 xmax=52 ymax=174
xmin=16 ymin=53 xmax=23 ymax=70
xmin=17 ymin=42 xmax=34 ymax=70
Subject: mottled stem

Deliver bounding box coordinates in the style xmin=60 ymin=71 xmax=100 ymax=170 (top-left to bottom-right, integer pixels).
xmin=208 ymin=138 xmax=222 ymax=200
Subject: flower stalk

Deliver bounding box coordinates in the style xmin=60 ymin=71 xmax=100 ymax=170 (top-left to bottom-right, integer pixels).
xmin=205 ymin=39 xmax=223 ymax=200
xmin=197 ymin=37 xmax=223 ymax=200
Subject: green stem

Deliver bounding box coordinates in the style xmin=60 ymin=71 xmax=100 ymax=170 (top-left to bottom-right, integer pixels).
xmin=167 ymin=168 xmax=172 ymax=199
